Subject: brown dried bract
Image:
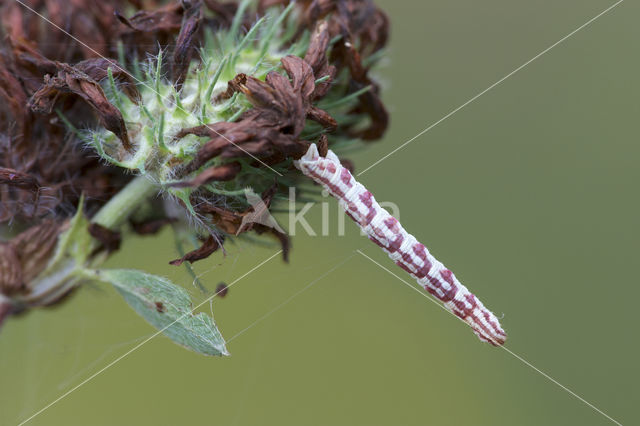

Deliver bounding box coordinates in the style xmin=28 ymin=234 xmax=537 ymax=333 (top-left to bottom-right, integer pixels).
xmin=169 ymin=234 xmax=224 ymax=266
xmin=183 ymin=53 xmax=336 ymax=175
xmin=0 ymin=168 xmax=39 ymax=191
xmin=1 ymin=0 xmax=124 ymax=61
xmin=269 ymin=0 xmax=390 ymax=140
xmin=254 ymin=223 xmax=290 ymax=262
xmin=304 ymin=21 xmax=337 ymax=100
xmin=0 ymin=243 xmax=23 ymax=295
xmin=75 ymin=58 xmax=140 ymax=102
xmin=115 ymin=2 xmax=184 ymax=33
xmin=335 ymin=41 xmax=388 ymax=140
xmin=194 ymin=183 xmax=290 ymax=261
xmin=170 ymin=161 xmax=242 ymax=188
xmin=172 ymin=1 xmax=203 ymax=88
xmin=88 ymin=223 xmax=122 ymax=254
xmin=0 ymin=220 xmax=64 ymax=296
xmin=0 ymin=51 xmax=30 ymax=138
xmin=29 ymin=62 xmax=132 ymax=151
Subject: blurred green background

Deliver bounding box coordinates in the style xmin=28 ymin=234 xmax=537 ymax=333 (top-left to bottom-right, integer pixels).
xmin=2 ymin=0 xmax=638 ymax=424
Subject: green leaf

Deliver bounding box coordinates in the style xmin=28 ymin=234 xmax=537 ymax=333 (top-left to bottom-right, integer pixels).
xmin=47 ymin=195 xmax=92 ymax=270
xmin=97 ymin=269 xmax=228 ymax=356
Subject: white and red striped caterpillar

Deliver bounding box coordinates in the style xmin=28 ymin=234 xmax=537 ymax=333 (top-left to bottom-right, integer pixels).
xmin=295 ymin=144 xmax=507 ymax=346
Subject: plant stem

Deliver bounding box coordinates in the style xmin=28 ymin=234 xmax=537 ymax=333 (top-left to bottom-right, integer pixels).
xmin=18 ymin=176 xmax=158 ymax=308
xmin=91 ymin=175 xmax=158 ymax=229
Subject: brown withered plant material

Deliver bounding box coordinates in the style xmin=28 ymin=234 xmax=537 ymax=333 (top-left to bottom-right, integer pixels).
xmin=88 ymin=223 xmax=122 ymax=255
xmin=0 ymin=220 xmax=63 ymax=297
xmin=29 ymin=62 xmax=134 ymax=151
xmin=260 ymin=0 xmax=389 ymax=139
xmin=0 ymin=0 xmax=389 ymax=321
xmin=169 ymin=235 xmax=224 ymax=266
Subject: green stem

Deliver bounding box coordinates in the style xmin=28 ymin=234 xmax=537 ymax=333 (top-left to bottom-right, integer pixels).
xmin=92 ymin=176 xmax=158 ymax=229
xmin=18 ymin=176 xmax=158 ymax=308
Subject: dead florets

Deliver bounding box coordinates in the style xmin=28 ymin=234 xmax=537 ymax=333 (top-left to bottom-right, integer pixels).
xmin=0 ymin=0 xmax=390 ymax=352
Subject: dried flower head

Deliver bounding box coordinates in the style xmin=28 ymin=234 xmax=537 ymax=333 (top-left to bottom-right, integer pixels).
xmin=0 ymin=0 xmax=391 ymax=355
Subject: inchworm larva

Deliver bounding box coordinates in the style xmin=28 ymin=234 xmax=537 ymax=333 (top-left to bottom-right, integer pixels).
xmin=295 ymin=144 xmax=507 ymax=346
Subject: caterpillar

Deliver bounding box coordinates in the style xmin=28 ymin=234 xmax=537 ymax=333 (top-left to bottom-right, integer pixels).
xmin=295 ymin=144 xmax=507 ymax=346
